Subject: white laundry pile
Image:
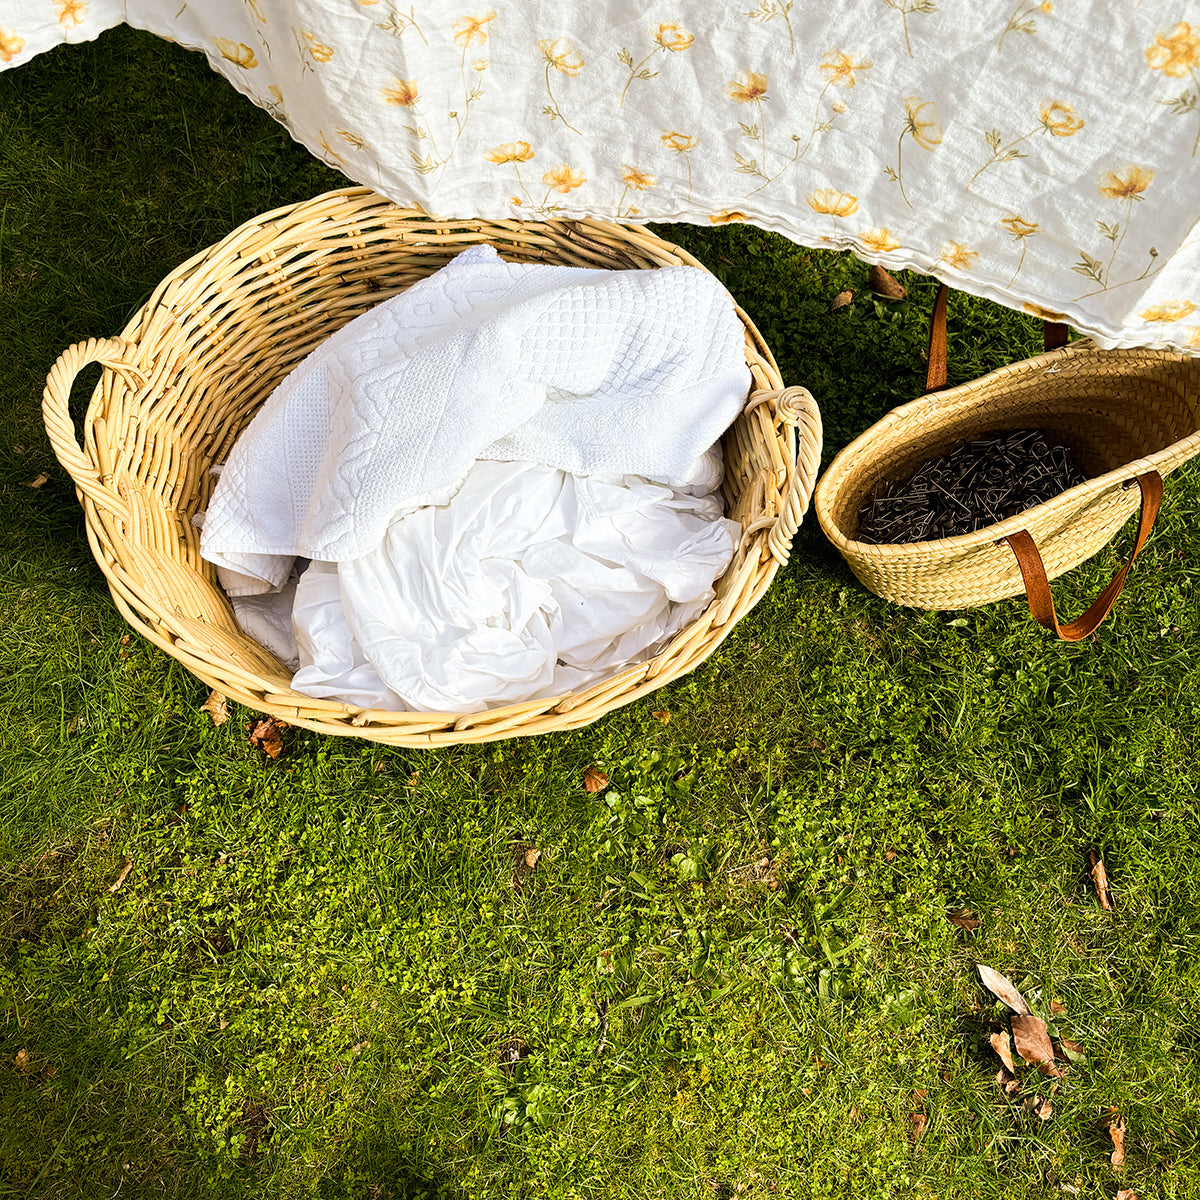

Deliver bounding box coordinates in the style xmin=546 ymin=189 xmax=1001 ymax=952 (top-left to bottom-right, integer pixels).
xmin=200 ymin=244 xmax=751 ymax=711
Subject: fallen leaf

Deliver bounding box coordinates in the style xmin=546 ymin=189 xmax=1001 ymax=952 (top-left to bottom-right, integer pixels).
xmin=200 ymin=690 xmax=228 ymax=726
xmin=909 ymin=1111 xmax=927 ymax=1142
xmin=976 ymin=964 xmax=1033 ymax=1015
xmin=1114 ymin=1191 xmax=1138 ymax=1200
xmin=1024 ymin=1094 xmax=1053 ymax=1121
xmin=651 ymin=710 xmax=670 ymax=725
xmin=1108 ymin=1110 xmax=1126 ymax=1168
xmin=1012 ymin=1013 xmax=1061 ymax=1077
xmin=868 ymin=264 xmax=906 ymax=301
xmin=14 ymin=443 xmax=26 ymax=454
xmin=996 ymin=1067 xmax=1021 ymax=1095
xmin=26 ymin=473 xmax=48 ymax=489
xmin=524 ymin=848 xmax=541 ymax=869
xmin=884 ymin=848 xmax=898 ymax=862
xmin=1057 ymin=1037 xmax=1087 ymax=1064
xmin=1051 ymin=999 xmax=1067 ymax=1015
xmin=1060 ymin=1187 xmax=1080 ymax=1196
xmin=990 ymin=1030 xmax=1019 ymax=1074
xmin=583 ymin=765 xmax=609 ymax=793
xmin=108 ymin=855 xmax=134 ymax=893
xmin=948 ymin=908 xmax=980 ymax=931
xmin=14 ymin=1049 xmax=31 ymax=1074
xmin=247 ymin=715 xmax=285 ymax=759
xmin=830 ymin=289 xmax=854 ymax=311
xmin=1088 ymin=850 xmax=1114 ymax=910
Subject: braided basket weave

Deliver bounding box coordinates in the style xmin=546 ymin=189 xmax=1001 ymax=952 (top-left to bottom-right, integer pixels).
xmin=42 ymin=187 xmax=820 ymax=745
xmin=815 ymin=338 xmax=1200 ymax=614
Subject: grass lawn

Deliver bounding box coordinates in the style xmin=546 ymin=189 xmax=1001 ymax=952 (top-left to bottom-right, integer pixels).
xmin=3 ymin=25 xmax=1200 ymax=1200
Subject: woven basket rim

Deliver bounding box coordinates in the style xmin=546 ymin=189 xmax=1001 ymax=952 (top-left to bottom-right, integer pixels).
xmin=815 ymin=338 xmax=1200 ymax=558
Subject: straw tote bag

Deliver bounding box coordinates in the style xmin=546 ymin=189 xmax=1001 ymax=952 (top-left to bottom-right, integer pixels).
xmin=815 ymin=285 xmax=1200 ymax=639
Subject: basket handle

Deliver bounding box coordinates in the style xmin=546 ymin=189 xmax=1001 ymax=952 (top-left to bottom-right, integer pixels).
xmin=1001 ymin=471 xmax=1163 ymax=640
xmin=925 ymin=283 xmax=1070 ymax=393
xmin=42 ymin=337 xmax=145 ymax=518
xmin=765 ymin=385 xmax=823 ymax=565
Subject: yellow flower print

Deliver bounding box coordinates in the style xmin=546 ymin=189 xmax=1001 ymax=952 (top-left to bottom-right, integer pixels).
xmin=246 ymin=0 xmax=266 ymax=19
xmin=1039 ymin=100 xmax=1083 ymax=137
xmin=1140 ymin=300 xmax=1196 ymax=322
xmin=662 ymin=131 xmax=697 ymax=153
xmin=654 ymin=23 xmax=694 ymax=51
xmin=968 ymin=99 xmax=1080 ymax=191
xmin=542 ymin=164 xmax=586 ymax=194
xmin=1146 ymin=23 xmax=1200 ymax=155
xmin=539 ymin=38 xmax=584 ymax=134
xmin=381 ymin=77 xmax=419 ymax=106
xmin=214 ymin=39 xmax=258 ymax=69
xmin=709 ymin=211 xmax=749 ymax=224
xmin=0 ymin=29 xmax=24 ymax=62
xmin=1023 ymin=302 xmax=1068 ymax=321
xmin=302 ymin=31 xmax=334 ymax=63
xmin=807 ymin=188 xmax=858 ymax=217
xmin=726 ymin=71 xmax=769 ymax=103
xmin=539 ymin=37 xmax=584 ymax=75
xmin=1098 ymin=164 xmax=1154 ymax=199
xmin=485 ymin=142 xmax=535 ymax=164
xmin=858 ymin=227 xmax=902 ymax=253
xmin=55 ymin=0 xmax=88 ymax=27
xmin=940 ymin=242 xmax=979 ymax=270
xmin=1042 ymin=2 xmax=1052 ymax=12
xmin=318 ymin=131 xmax=345 ymax=165
xmin=453 ymin=11 xmax=496 ymax=47
xmin=903 ymin=96 xmax=942 ymax=150
xmin=820 ymin=50 xmax=873 ymax=88
xmin=1001 ymin=214 xmax=1040 ymax=285
xmin=999 ymin=0 xmax=1052 ymax=51
xmin=1186 ymin=326 xmax=1200 ymax=348
xmin=338 ymin=129 xmax=367 ymax=148
xmin=621 ymin=166 xmax=657 ymax=189
xmin=487 ymin=143 xmax=536 ymax=205
xmin=474 ymin=58 xmax=488 ymax=72
xmin=887 ymin=97 xmax=941 ymax=207
xmin=885 ymin=0 xmax=937 ymax=58
xmin=1145 ymin=21 xmax=1199 ymax=77
xmin=619 ymin=23 xmax=694 ymax=109
xmin=831 ymin=100 xmax=848 ymax=114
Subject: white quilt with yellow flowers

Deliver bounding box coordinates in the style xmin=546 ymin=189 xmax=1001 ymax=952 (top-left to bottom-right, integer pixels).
xmin=2 ymin=1 xmax=1199 ymax=353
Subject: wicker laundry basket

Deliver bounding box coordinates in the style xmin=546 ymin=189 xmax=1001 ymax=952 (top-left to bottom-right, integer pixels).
xmin=815 ymin=287 xmax=1200 ymax=637
xmin=42 ymin=187 xmax=820 ymax=745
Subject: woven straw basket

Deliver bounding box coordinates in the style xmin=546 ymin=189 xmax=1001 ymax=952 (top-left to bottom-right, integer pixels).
xmin=815 ymin=296 xmax=1200 ymax=635
xmin=42 ymin=187 xmax=820 ymax=745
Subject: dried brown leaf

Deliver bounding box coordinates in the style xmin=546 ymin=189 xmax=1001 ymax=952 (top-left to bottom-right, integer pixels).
xmin=976 ymin=964 xmax=1032 ymax=1014
xmin=1114 ymin=1191 xmax=1138 ymax=1200
xmin=1050 ymin=999 xmax=1067 ymax=1015
xmin=583 ymin=765 xmax=609 ymax=793
xmin=1025 ymin=1094 xmax=1053 ymax=1121
xmin=524 ymin=848 xmax=541 ymax=869
xmin=26 ymin=473 xmax=48 ymax=489
xmin=651 ymin=710 xmax=671 ymax=725
xmin=868 ymin=264 xmax=907 ymax=300
xmin=830 ymin=289 xmax=854 ymax=311
xmin=14 ymin=1048 xmax=32 ymax=1074
xmin=948 ymin=908 xmax=980 ymax=930
xmin=247 ymin=715 xmax=286 ymax=759
xmin=990 ymin=1030 xmax=1019 ymax=1074
xmin=908 ymin=1111 xmax=927 ymax=1142
xmin=108 ymin=855 xmax=134 ymax=893
xmin=996 ymin=1066 xmax=1020 ymax=1095
xmin=1089 ymin=850 xmax=1114 ymax=910
xmin=201 ymin=690 xmax=228 ymax=726
xmin=1108 ymin=1110 xmax=1126 ymax=1168
xmin=1056 ymin=1036 xmax=1086 ymax=1064
xmin=1012 ymin=1013 xmax=1061 ymax=1077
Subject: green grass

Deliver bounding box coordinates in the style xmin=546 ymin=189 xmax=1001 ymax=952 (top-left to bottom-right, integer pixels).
xmin=3 ymin=25 xmax=1200 ymax=1200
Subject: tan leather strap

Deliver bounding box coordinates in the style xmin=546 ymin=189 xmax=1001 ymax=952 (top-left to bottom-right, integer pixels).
xmin=925 ymin=283 xmax=949 ymax=393
xmin=1002 ymin=471 xmax=1163 ymax=640
xmin=926 ymin=284 xmax=1069 ymax=394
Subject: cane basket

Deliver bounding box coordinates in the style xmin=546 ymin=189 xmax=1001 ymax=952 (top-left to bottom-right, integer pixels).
xmin=815 ymin=333 xmax=1200 ymax=624
xmin=42 ymin=187 xmax=821 ymax=745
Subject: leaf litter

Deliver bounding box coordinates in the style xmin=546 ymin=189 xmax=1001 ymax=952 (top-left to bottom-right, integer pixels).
xmin=201 ymin=690 xmax=228 ymax=725
xmin=247 ymin=715 xmax=286 ymax=758
xmin=1089 ymin=849 xmax=1114 ymax=910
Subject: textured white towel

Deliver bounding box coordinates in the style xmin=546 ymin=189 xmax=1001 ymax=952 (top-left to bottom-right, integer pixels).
xmin=201 ymin=245 xmax=750 ymax=590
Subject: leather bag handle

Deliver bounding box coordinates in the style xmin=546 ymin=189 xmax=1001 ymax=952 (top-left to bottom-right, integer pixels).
xmin=1002 ymin=471 xmax=1163 ymax=640
xmin=925 ymin=283 xmax=1070 ymax=394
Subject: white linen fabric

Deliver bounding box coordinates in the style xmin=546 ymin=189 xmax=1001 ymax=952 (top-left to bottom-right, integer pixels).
xmin=2 ymin=3 xmax=1199 ymax=354
xmin=201 ymin=245 xmax=748 ymax=710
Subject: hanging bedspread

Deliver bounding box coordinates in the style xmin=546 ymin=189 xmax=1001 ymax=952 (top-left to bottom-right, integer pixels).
xmin=2 ymin=2 xmax=1199 ymax=353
